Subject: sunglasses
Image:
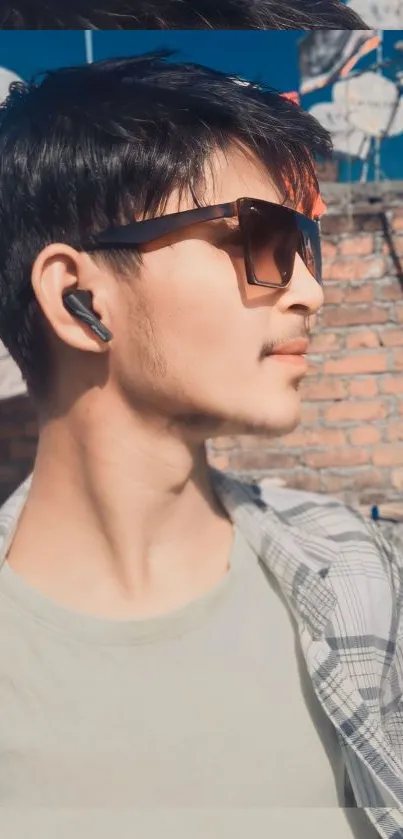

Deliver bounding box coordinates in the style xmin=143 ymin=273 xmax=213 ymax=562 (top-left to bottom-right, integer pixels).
xmin=82 ymin=198 xmax=322 ymax=289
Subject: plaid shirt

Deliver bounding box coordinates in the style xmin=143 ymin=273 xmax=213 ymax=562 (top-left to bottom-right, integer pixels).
xmin=1 ymin=471 xmax=403 ymax=836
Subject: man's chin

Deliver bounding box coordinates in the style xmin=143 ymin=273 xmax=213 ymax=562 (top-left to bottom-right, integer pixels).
xmin=208 ymin=410 xmax=302 ymax=440
xmin=178 ymin=396 xmax=302 ymax=442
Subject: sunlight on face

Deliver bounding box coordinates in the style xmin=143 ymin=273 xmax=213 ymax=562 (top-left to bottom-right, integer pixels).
xmin=109 ymin=144 xmax=324 ymax=440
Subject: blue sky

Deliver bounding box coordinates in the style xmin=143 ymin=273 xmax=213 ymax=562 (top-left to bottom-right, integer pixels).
xmin=0 ymin=30 xmax=402 ymax=180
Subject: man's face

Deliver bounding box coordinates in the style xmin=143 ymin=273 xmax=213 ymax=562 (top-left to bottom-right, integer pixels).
xmin=107 ymin=145 xmax=324 ymax=440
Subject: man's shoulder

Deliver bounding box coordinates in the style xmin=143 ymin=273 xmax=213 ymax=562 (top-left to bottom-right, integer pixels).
xmin=222 ymin=471 xmax=365 ymax=535
xmin=261 ymin=479 xmax=403 ymax=586
xmin=216 ymin=469 xmax=402 ymax=576
xmin=0 ymin=475 xmax=31 ymax=560
xmin=256 ymin=479 xmax=365 ymax=535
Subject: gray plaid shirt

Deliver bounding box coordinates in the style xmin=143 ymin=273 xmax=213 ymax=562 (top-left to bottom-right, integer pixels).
xmin=1 ymin=470 xmax=403 ymax=837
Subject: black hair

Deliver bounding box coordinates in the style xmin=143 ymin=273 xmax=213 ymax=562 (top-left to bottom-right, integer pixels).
xmin=0 ymin=0 xmax=369 ymax=29
xmin=0 ymin=51 xmax=332 ymax=401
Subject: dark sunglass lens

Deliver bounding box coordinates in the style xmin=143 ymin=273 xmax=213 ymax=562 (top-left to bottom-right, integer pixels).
xmin=242 ymin=202 xmax=300 ymax=287
xmin=298 ymin=228 xmax=320 ymax=284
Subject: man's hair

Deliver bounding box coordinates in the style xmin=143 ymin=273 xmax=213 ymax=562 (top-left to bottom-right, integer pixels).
xmin=0 ymin=51 xmax=332 ymax=401
xmin=0 ymin=0 xmax=369 ymax=29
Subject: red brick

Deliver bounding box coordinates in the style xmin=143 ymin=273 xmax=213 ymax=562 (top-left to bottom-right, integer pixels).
xmin=322 ymin=263 xmax=335 ymax=283
xmin=349 ymin=426 xmax=381 ymax=445
xmin=396 ymin=304 xmax=403 ymax=324
xmin=324 ymin=286 xmax=344 ymax=305
xmin=313 ymin=429 xmax=347 ymax=446
xmin=381 ymin=376 xmax=403 ymax=395
xmin=325 ymin=401 xmax=387 ymax=422
xmin=301 ymin=404 xmax=319 ymax=423
xmin=326 ymin=256 xmax=385 ymax=282
xmin=325 ymin=260 xmax=356 ymax=282
xmin=306 ymin=361 xmax=322 ymax=377
xmin=349 ymin=378 xmax=378 ymax=399
xmin=393 ymin=238 xmax=403 ymax=257
xmin=353 ymin=469 xmax=386 ymax=489
xmin=392 ymin=349 xmax=403 ymax=370
xmin=324 ymin=353 xmax=387 ymax=376
xmin=309 ymin=332 xmax=340 ymax=353
xmin=321 ymin=474 xmax=345 ymax=494
xmin=228 ymin=451 xmax=295 ymax=471
xmin=321 ymin=215 xmax=382 ymax=235
xmin=321 ymin=241 xmax=338 ymax=260
xmin=300 ymin=380 xmax=346 ymax=401
xmin=346 ymin=330 xmax=380 ymax=350
xmin=387 ymin=422 xmax=403 ymax=442
xmin=392 ymin=469 xmax=403 ymax=490
xmin=344 ymin=285 xmax=374 ymax=304
xmin=323 ymin=259 xmax=355 ymax=282
xmin=381 ymin=329 xmax=403 ymax=347
xmin=322 ymin=305 xmax=389 ymax=328
xmin=281 ymin=428 xmax=346 ymax=448
xmin=392 ymin=214 xmax=403 ymax=233
xmin=323 ymin=469 xmax=383 ymax=494
xmin=286 ymin=471 xmax=323 ymax=493
xmin=384 ymin=237 xmax=403 ymax=259
xmin=0 ymin=466 xmax=23 ymax=482
xmin=0 ymin=441 xmax=11 ymax=460
xmin=0 ymin=423 xmax=22 ymax=440
xmin=378 ymin=280 xmax=403 ymax=301
xmin=0 ymin=396 xmax=32 ymax=420
xmin=24 ymin=421 xmax=39 ymax=437
xmin=360 ymin=216 xmax=385 ymax=232
xmin=302 ymin=448 xmax=368 ymax=469
xmin=359 ymin=489 xmax=389 ymax=506
xmin=372 ymin=445 xmax=403 ymax=467
xmin=278 ymin=430 xmax=307 ymax=448
xmin=356 ymin=257 xmax=386 ymax=280
xmin=10 ymin=441 xmax=37 ymax=459
xmin=339 ymin=235 xmax=373 ymax=257
xmin=231 ymin=434 xmax=286 ymax=450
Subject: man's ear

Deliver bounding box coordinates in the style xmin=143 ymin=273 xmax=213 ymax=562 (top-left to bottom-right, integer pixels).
xmin=31 ymin=243 xmax=112 ymax=353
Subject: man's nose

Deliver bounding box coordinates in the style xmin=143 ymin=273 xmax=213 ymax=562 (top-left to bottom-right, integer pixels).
xmin=278 ymin=253 xmax=324 ymax=315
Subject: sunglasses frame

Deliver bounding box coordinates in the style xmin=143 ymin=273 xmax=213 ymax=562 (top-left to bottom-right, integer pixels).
xmin=82 ymin=197 xmax=322 ymax=289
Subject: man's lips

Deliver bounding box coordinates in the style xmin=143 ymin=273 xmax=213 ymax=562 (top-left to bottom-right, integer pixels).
xmin=270 ymin=338 xmax=309 ymax=356
xmin=260 ymin=337 xmax=310 ymax=369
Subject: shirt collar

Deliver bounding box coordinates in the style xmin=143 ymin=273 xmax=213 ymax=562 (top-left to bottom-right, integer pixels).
xmin=211 ymin=468 xmax=337 ymax=639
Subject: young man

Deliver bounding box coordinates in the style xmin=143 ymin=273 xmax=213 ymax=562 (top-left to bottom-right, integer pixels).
xmin=0 ymin=53 xmax=401 ymax=838
xmin=0 ymin=0 xmax=369 ymax=28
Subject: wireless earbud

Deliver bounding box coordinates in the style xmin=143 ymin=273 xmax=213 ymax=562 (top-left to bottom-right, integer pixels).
xmin=62 ymin=290 xmax=113 ymax=343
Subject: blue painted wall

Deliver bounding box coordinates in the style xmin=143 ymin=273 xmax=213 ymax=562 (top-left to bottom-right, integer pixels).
xmin=0 ymin=30 xmax=402 ymax=180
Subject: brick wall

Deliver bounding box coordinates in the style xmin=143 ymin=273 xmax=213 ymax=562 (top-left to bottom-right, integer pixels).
xmin=208 ymin=181 xmax=403 ymax=509
xmin=0 ymin=395 xmax=37 ymax=505
xmin=1 ymin=181 xmax=403 ymax=509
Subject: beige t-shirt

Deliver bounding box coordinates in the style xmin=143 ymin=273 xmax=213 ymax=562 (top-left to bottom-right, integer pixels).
xmin=0 ymin=526 xmax=377 ymax=836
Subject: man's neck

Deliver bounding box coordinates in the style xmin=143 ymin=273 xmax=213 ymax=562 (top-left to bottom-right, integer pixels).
xmin=6 ymin=401 xmax=234 ymax=618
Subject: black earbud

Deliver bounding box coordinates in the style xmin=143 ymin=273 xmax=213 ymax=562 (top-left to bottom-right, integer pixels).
xmin=62 ymin=290 xmax=113 ymax=343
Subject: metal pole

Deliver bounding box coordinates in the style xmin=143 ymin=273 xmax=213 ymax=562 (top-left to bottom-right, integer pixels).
xmin=374 ymin=29 xmax=383 ymax=182
xmin=84 ymin=31 xmax=94 ymax=65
